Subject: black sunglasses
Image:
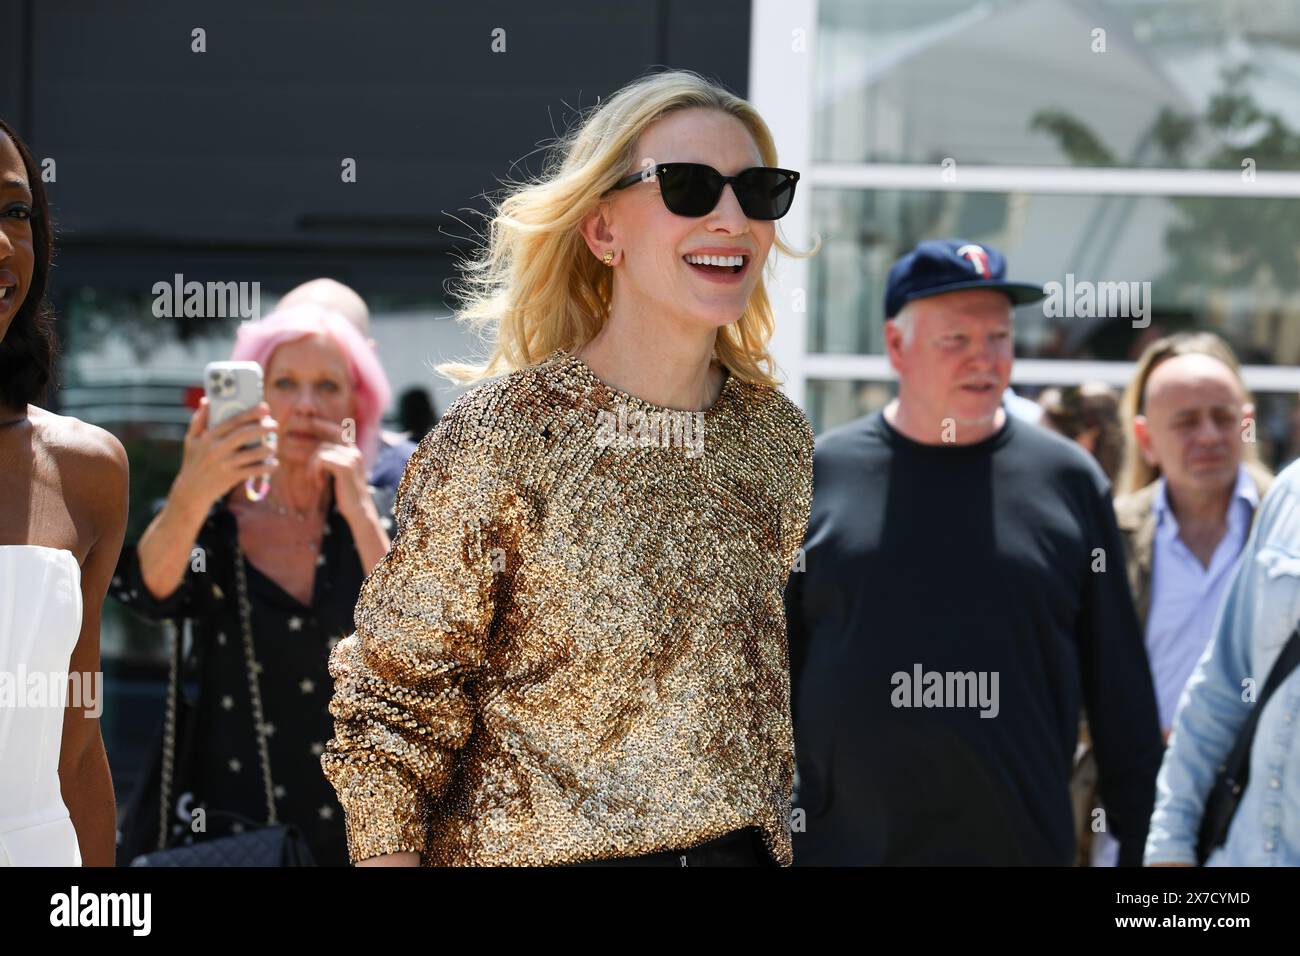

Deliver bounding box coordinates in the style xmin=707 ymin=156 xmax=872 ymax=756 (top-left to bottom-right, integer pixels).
xmin=610 ymin=163 xmax=800 ymax=220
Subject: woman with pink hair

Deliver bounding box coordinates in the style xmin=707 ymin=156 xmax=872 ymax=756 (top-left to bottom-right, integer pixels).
xmin=114 ymin=303 xmax=394 ymax=866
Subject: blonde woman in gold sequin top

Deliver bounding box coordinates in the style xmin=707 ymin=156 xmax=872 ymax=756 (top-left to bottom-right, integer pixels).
xmin=321 ymin=69 xmax=817 ymax=867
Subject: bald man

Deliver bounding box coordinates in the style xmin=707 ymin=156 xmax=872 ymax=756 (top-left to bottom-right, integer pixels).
xmin=1085 ymin=335 xmax=1274 ymax=865
xmin=1121 ymin=340 xmax=1273 ymax=737
xmin=279 ymin=278 xmax=371 ymax=335
xmin=278 ymin=279 xmax=417 ymax=492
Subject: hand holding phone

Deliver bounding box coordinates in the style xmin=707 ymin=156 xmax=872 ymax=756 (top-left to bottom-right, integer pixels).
xmin=203 ymin=361 xmax=275 ymax=499
xmin=170 ymin=363 xmax=278 ymax=510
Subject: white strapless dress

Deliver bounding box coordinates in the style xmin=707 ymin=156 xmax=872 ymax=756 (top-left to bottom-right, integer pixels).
xmin=0 ymin=545 xmax=83 ymax=866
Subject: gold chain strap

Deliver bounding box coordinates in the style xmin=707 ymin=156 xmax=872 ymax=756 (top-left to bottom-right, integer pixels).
xmin=233 ymin=545 xmax=279 ymax=824
xmin=154 ymin=523 xmax=280 ymax=852
xmin=158 ymin=618 xmax=180 ymax=850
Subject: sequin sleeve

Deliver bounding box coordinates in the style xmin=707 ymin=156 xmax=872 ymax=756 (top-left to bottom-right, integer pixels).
xmin=779 ymin=415 xmax=815 ymax=579
xmin=321 ymin=417 xmax=508 ymax=863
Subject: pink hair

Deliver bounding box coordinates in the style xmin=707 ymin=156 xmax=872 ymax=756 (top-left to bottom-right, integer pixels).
xmin=231 ymin=303 xmax=392 ymax=468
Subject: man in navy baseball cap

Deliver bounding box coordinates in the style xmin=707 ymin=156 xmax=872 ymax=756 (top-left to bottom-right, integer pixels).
xmin=786 ymin=237 xmax=1161 ymax=866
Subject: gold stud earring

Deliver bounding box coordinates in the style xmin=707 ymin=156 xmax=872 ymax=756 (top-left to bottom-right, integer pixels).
xmin=603 ymin=250 xmax=614 ymax=266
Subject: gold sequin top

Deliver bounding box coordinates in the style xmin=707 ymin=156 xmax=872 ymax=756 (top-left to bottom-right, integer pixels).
xmin=321 ymin=348 xmax=814 ymax=865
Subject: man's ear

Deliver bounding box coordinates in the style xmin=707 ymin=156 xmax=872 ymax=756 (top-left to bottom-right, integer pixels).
xmin=1133 ymin=414 xmax=1159 ymax=467
xmin=883 ymin=319 xmax=906 ymax=376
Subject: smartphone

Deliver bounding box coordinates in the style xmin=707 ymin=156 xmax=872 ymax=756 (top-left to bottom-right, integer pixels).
xmin=203 ymin=361 xmax=264 ymax=450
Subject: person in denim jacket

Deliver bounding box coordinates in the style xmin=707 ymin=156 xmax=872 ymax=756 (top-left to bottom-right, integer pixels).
xmin=1145 ymin=457 xmax=1300 ymax=865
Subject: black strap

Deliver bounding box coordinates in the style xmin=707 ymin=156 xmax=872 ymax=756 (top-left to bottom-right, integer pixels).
xmin=1267 ymin=622 xmax=1299 ymax=691
xmin=1197 ymin=622 xmax=1300 ymax=862
xmin=1235 ymin=623 xmax=1300 ymax=782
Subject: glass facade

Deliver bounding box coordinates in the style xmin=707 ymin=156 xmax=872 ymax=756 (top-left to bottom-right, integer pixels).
xmin=816 ymin=0 xmax=1300 ymax=170
xmin=794 ymin=0 xmax=1300 ymax=457
xmin=809 ymin=187 xmax=1300 ymax=365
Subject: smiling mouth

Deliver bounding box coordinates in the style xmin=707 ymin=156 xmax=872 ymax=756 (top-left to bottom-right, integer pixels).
xmin=0 ymin=286 xmax=16 ymax=305
xmin=959 ymin=383 xmax=997 ymax=393
xmin=683 ymin=253 xmax=747 ymax=275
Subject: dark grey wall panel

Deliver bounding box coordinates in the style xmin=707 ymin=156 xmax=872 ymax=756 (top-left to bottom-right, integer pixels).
xmin=0 ymin=0 xmax=32 ymax=128
xmin=18 ymin=0 xmax=750 ymax=252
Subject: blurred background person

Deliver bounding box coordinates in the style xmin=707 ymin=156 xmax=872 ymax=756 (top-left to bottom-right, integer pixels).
xmin=1038 ymin=380 xmax=1126 ymax=863
xmin=397 ymin=386 xmax=438 ymax=444
xmin=1037 ymin=383 xmax=1124 ymax=487
xmin=278 ymin=278 xmax=417 ymax=493
xmin=114 ymin=303 xmax=393 ymax=866
xmin=1002 ymin=386 xmax=1044 ymax=425
xmin=0 ymin=117 xmax=126 ymax=867
xmin=1083 ymin=332 xmax=1273 ymax=866
xmin=1145 ymin=457 xmax=1300 ymax=866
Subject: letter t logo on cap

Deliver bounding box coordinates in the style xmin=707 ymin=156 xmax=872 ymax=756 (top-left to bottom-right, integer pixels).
xmin=956 ymin=244 xmax=990 ymax=277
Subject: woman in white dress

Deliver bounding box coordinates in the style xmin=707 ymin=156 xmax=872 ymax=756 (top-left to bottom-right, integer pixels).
xmin=0 ymin=118 xmax=127 ymax=866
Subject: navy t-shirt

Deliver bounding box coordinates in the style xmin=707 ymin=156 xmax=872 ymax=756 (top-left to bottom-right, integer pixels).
xmin=785 ymin=409 xmax=1163 ymax=865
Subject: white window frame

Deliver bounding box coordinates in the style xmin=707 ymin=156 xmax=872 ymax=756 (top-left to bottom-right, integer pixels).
xmin=750 ymin=0 xmax=1300 ymax=410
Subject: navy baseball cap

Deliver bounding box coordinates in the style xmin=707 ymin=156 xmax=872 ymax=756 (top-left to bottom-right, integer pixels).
xmin=884 ymin=239 xmax=1045 ymax=318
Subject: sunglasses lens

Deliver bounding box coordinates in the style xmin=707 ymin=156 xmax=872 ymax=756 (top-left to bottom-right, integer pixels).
xmin=735 ymin=169 xmax=797 ymax=220
xmin=656 ymin=165 xmax=799 ymax=219
xmin=659 ymin=165 xmax=723 ymax=217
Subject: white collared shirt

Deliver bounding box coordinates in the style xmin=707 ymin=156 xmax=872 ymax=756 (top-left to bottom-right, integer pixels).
xmin=1145 ymin=466 xmax=1259 ymax=730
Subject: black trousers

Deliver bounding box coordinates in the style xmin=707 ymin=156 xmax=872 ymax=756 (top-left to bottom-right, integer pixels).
xmin=562 ymin=826 xmax=775 ymax=867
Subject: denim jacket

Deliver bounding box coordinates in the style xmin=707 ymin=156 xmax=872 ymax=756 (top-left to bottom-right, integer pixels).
xmin=1145 ymin=459 xmax=1300 ymax=865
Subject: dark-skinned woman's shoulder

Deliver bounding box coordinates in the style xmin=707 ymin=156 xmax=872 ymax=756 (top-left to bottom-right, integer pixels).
xmin=28 ymin=405 xmax=128 ymax=545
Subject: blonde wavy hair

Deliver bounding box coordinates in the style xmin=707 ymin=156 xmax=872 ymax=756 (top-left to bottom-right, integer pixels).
xmin=437 ymin=68 xmax=816 ymax=386
xmin=1117 ymin=331 xmax=1261 ymax=495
